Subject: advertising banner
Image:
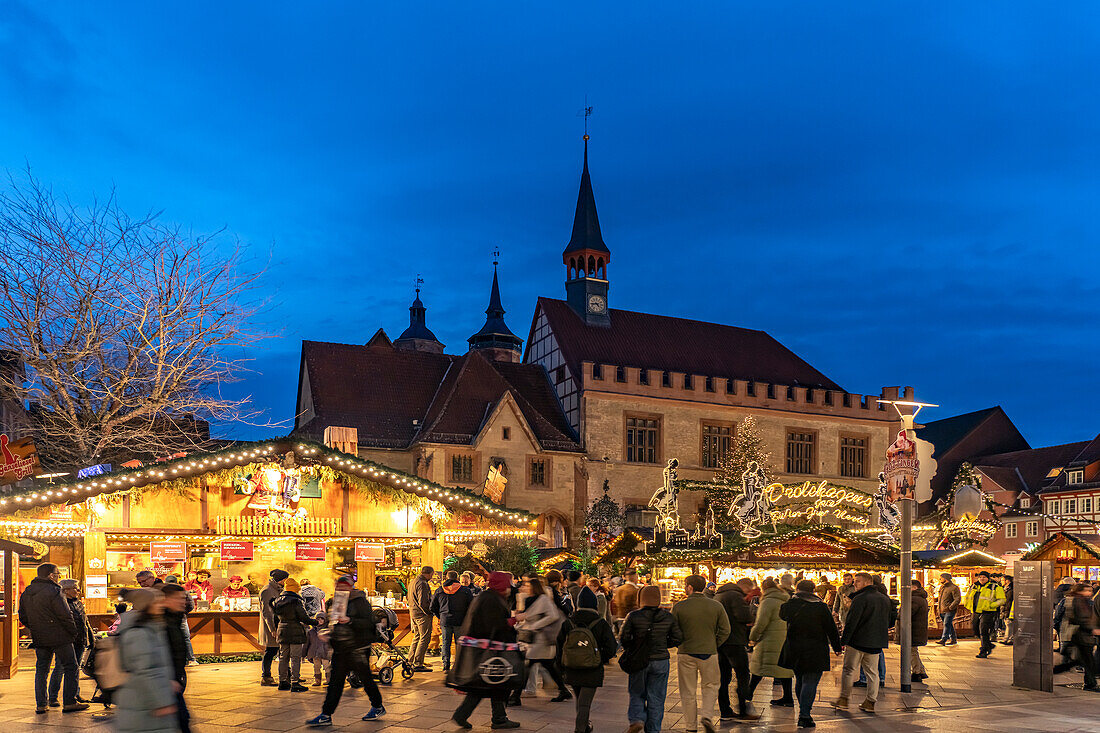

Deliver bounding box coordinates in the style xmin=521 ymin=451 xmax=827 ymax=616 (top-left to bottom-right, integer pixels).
xmin=150 ymin=541 xmax=188 ymax=562
xmin=884 ymin=429 xmax=919 ymax=501
xmin=220 ymin=540 xmax=255 ymax=561
xmin=0 ymin=435 xmax=41 ymax=485
xmin=354 ymin=542 xmax=385 ymax=562
xmin=295 ymin=541 xmax=327 ymax=562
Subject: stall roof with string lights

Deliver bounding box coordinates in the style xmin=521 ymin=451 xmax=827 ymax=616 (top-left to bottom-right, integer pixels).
xmin=0 ymin=438 xmax=535 ymax=526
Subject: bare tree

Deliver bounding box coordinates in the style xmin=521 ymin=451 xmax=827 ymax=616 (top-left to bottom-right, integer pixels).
xmin=0 ymin=170 xmax=267 ymax=469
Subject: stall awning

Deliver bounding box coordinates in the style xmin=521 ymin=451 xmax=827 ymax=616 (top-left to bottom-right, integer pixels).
xmin=0 ymin=439 xmax=535 ymax=527
xmin=915 ymin=548 xmax=1005 ymax=568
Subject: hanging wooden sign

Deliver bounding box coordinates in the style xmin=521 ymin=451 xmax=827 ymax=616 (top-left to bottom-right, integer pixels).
xmin=0 ymin=435 xmax=41 ymax=485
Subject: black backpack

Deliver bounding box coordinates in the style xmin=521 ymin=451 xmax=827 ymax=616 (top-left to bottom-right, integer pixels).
xmin=618 ymin=608 xmax=657 ymax=674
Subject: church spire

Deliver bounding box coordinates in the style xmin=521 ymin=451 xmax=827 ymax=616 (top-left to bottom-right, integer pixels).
xmin=564 ymin=139 xmax=609 ymax=257
xmin=394 ymin=275 xmax=444 ymax=354
xmin=468 ymin=251 xmax=522 ymax=362
xmin=563 ymin=133 xmax=611 ymax=327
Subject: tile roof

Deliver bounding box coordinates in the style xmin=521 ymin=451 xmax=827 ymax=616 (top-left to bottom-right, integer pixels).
xmin=294 ymin=340 xmax=580 ymax=452
xmin=532 ymin=297 xmax=843 ymax=390
xmin=916 ymin=407 xmax=1006 ymax=459
xmin=974 ymin=440 xmax=1092 ymax=495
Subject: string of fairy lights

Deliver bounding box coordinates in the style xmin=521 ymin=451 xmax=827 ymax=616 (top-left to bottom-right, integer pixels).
xmin=0 ymin=439 xmax=535 ymax=528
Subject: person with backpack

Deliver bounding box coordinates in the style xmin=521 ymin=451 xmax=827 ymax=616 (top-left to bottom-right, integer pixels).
xmin=18 ymin=562 xmax=85 ymax=715
xmin=431 ymin=571 xmax=473 ymax=672
xmin=556 ymin=590 xmax=617 ymax=733
xmin=780 ymin=579 xmax=842 ymax=728
xmin=621 ymin=584 xmax=682 ymax=733
xmin=274 ymin=578 xmax=318 ymax=692
xmin=516 ymin=576 xmax=571 ymax=702
xmin=306 ymin=575 xmax=385 ymax=727
xmin=114 ymin=588 xmax=178 ymax=732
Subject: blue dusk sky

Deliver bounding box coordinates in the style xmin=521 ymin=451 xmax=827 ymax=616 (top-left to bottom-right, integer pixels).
xmin=2 ymin=3 xmax=1098 ymax=448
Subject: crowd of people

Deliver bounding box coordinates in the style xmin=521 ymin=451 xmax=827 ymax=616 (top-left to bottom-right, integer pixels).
xmin=16 ymin=559 xmax=1030 ymax=732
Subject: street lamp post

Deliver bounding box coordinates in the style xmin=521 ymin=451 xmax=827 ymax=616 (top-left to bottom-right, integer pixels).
xmin=880 ymin=398 xmax=937 ymax=695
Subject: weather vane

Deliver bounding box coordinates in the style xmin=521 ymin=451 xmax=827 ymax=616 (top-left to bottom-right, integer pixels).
xmin=415 ymin=273 xmax=423 ymax=296
xmin=492 ymin=247 xmax=500 ymax=268
xmin=578 ymin=96 xmax=592 ymax=141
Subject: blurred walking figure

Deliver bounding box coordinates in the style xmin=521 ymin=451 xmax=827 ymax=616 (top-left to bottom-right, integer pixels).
xmin=161 ymin=584 xmax=193 ymax=733
xmin=259 ymin=569 xmax=289 ymax=685
xmin=781 ymin=579 xmax=842 ymax=728
xmin=48 ymin=579 xmax=93 ymax=707
xmin=748 ymin=578 xmax=794 ymax=707
xmin=114 ymin=589 xmax=178 ymax=732
xmin=1053 ymin=583 xmax=1099 ymax=689
xmin=714 ymin=578 xmax=758 ymax=721
xmin=557 ymin=591 xmax=617 ymax=733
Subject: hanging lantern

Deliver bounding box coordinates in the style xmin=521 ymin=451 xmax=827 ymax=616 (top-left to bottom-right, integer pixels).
xmin=953 ymin=484 xmax=983 ymax=520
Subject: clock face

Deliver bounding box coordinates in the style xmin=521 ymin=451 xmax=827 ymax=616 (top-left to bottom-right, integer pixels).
xmin=588 ymin=294 xmax=606 ymax=314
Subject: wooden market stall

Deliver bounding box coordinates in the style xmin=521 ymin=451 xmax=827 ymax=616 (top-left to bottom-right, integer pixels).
xmin=914 ymin=548 xmax=1006 ymax=639
xmin=1020 ymin=531 xmax=1100 ymax=583
xmin=0 ymin=438 xmax=535 ymax=670
xmin=0 ymin=537 xmax=37 ymax=679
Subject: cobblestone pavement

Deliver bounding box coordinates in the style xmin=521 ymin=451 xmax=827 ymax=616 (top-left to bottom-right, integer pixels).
xmin=1 ymin=640 xmax=1099 ymax=732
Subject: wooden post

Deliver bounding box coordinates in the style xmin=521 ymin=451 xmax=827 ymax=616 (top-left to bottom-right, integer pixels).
xmin=0 ymin=550 xmax=17 ymax=678
xmin=358 ymin=561 xmax=376 ymax=592
xmin=421 ymin=538 xmax=444 ymax=572
xmin=83 ymin=531 xmax=108 ymax=614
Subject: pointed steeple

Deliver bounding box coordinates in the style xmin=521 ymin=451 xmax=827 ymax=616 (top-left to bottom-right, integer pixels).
xmin=564 ymin=140 xmax=609 ymax=256
xmin=468 ymin=254 xmax=522 ymax=362
xmin=395 ymin=275 xmax=444 ymax=354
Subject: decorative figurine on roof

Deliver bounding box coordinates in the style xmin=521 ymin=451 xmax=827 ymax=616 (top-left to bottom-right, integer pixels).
xmin=873 ymin=471 xmax=901 ymax=543
xmin=240 ymin=463 xmax=307 ymax=521
xmin=648 ymin=459 xmax=681 ymax=532
xmin=727 ymin=462 xmax=773 ymax=539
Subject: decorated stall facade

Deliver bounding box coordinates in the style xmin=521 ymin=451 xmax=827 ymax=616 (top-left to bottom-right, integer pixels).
xmin=0 ymin=439 xmax=534 ymax=667
xmin=1021 ymin=531 xmax=1100 ymax=583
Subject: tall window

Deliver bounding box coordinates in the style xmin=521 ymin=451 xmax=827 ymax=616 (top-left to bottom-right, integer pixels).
xmin=626 ymin=417 xmax=660 ymax=464
xmin=1065 ymin=498 xmax=1077 ymax=514
xmin=701 ymin=424 xmax=733 ymax=469
xmin=1020 ymin=496 xmax=1030 ymax=508
xmin=1025 ymin=521 xmax=1038 ymax=537
xmin=451 ymin=455 xmax=473 ymax=483
xmin=1049 ymin=499 xmax=1060 ymax=514
xmin=1084 ymin=497 xmax=1093 ymax=513
xmin=839 ymin=436 xmax=867 ymax=479
xmin=529 ymin=459 xmax=547 ymax=488
xmin=615 ymin=365 xmax=626 ymax=383
xmin=1006 ymin=523 xmax=1017 ymax=539
xmin=786 ymin=431 xmax=816 ymax=474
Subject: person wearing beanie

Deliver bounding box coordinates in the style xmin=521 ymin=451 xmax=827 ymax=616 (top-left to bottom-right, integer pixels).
xmin=622 ymin=584 xmax=683 ymax=733
xmin=259 ymin=569 xmax=289 ymax=685
xmin=671 ymin=575 xmax=730 ymax=733
xmin=780 ymin=579 xmax=841 ymax=728
xmin=715 ymin=578 xmax=758 ymax=722
xmin=114 ymin=588 xmax=178 ymax=731
xmin=430 ymin=571 xmax=472 ymax=672
xmin=748 ymin=577 xmax=795 ymax=708
xmin=450 ymin=571 xmax=520 ymax=730
xmin=274 ymin=577 xmax=317 ymax=691
xmin=557 ymin=579 xmax=617 ymax=733
xmin=565 ymin=570 xmax=584 ymax=610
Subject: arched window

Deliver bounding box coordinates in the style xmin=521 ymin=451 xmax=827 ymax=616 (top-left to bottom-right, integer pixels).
xmin=596 ymin=258 xmax=605 ymax=278
xmin=538 ymin=512 xmax=570 ymax=548
xmin=587 ymin=256 xmax=596 ymax=276
xmin=569 ymin=258 xmax=576 ymax=279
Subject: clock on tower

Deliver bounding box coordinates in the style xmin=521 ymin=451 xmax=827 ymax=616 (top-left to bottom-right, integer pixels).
xmin=563 ymin=138 xmax=611 ymax=327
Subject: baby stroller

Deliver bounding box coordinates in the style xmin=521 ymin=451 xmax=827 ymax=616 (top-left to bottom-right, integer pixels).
xmin=350 ymin=606 xmax=414 ymax=685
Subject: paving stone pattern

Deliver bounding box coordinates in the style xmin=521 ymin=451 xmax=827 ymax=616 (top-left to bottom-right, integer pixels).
xmin=1 ymin=640 xmax=1099 ymax=732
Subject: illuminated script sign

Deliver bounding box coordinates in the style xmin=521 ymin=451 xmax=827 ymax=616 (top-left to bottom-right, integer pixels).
xmin=942 ymin=518 xmax=999 ymax=545
xmin=763 ymin=481 xmax=874 ymax=526
xmin=757 ymin=536 xmax=847 ymax=560
xmin=0 ymin=435 xmax=41 ymax=485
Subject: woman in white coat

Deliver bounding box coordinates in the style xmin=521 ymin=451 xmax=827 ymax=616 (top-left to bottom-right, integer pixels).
xmin=516 ymin=576 xmax=571 ymax=702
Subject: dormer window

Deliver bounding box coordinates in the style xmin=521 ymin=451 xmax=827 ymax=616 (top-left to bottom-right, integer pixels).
xmin=1068 ymin=469 xmax=1085 ymax=485
xmin=1020 ymin=496 xmax=1030 ymax=509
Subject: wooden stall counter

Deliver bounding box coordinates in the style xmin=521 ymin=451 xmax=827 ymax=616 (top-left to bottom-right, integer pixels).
xmin=89 ymin=608 xmax=415 ymax=656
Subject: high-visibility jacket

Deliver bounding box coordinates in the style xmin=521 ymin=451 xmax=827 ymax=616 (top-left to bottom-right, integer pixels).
xmin=963 ymin=581 xmax=1006 ymax=614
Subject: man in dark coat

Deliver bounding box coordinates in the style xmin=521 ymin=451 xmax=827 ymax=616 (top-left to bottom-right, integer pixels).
xmin=431 ymin=571 xmax=473 ymax=672
xmin=906 ymin=580 xmax=930 ymax=683
xmin=48 ymin=579 xmax=92 ymax=707
xmin=715 ymin=578 xmax=758 ymax=721
xmin=162 ymin=584 xmax=193 ymax=733
xmin=781 ymin=579 xmax=841 ymax=728
xmin=18 ymin=563 xmax=85 ymax=714
xmin=260 ymin=569 xmax=288 ymax=685
xmin=832 ymin=572 xmax=892 ymax=713
xmin=622 ymin=584 xmax=683 ymax=733
xmin=274 ymin=578 xmax=318 ymax=691
xmin=450 ymin=571 xmax=520 ymax=730
xmin=557 ymin=591 xmax=617 ymax=733
xmin=307 ymin=575 xmax=386 ymax=726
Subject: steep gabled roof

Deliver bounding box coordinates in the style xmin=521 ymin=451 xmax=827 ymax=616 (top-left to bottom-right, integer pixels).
xmin=532 ymin=297 xmax=843 ymax=390
xmin=916 ymin=407 xmax=1007 ymax=459
xmin=563 ymin=141 xmax=608 ymax=256
xmin=975 ymin=440 xmax=1092 ymax=495
xmin=295 ymin=341 xmax=580 ymax=452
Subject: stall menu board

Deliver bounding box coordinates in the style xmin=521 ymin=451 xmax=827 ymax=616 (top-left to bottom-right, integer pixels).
xmin=296 ymin=541 xmax=327 ymax=562
xmin=1013 ymin=560 xmax=1053 ymax=692
xmin=150 ymin=541 xmax=187 ymax=562
xmin=354 ymin=542 xmax=385 ymax=562
xmin=220 ymin=540 xmax=254 ymax=561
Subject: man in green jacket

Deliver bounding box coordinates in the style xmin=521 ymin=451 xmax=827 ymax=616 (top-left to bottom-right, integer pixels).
xmin=672 ymin=575 xmax=731 ymax=733
xmin=966 ymin=571 xmax=1006 ymax=658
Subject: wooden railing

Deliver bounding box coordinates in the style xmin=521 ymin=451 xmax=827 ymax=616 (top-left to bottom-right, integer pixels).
xmin=214 ymin=515 xmax=341 ymax=537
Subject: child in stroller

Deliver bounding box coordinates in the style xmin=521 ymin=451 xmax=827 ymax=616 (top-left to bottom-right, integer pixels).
xmin=348 ymin=605 xmax=415 ymax=686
